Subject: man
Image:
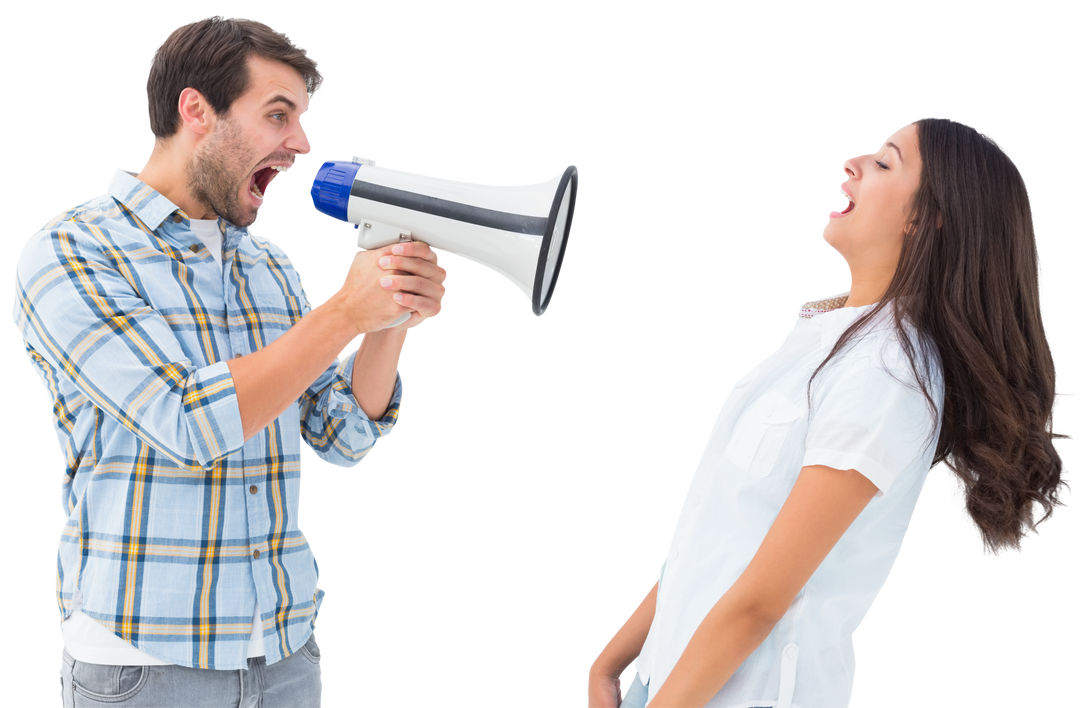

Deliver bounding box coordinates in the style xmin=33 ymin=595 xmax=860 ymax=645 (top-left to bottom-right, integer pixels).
xmin=14 ymin=17 xmax=445 ymax=706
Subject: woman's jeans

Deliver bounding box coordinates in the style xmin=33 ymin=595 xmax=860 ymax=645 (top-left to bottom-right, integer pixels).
xmin=617 ymin=669 xmax=777 ymax=708
xmin=59 ymin=634 xmax=322 ymax=707
xmin=621 ymin=673 xmax=650 ymax=708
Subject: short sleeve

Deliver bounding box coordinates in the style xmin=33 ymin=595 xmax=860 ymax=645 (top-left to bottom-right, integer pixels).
xmin=802 ymin=339 xmax=941 ymax=496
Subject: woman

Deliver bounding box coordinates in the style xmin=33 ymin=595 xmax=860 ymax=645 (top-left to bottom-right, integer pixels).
xmin=589 ymin=119 xmax=1064 ymax=708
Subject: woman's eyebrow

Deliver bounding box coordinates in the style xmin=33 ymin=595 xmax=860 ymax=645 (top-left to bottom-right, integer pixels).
xmin=886 ymin=142 xmax=903 ymax=163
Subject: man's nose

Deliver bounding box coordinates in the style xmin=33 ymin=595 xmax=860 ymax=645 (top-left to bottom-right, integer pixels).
xmin=287 ymin=122 xmax=310 ymax=155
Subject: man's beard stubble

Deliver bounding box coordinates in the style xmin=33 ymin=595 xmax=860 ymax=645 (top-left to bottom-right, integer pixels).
xmin=186 ymin=117 xmax=258 ymax=228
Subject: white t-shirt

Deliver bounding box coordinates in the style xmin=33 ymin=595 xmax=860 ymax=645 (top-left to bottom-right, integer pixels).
xmin=636 ymin=295 xmax=943 ymax=708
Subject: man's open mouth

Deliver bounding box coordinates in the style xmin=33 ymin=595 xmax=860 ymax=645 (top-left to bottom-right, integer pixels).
xmin=249 ymin=165 xmax=289 ymax=200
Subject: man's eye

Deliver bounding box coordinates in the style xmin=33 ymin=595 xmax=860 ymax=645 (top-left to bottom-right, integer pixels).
xmin=271 ymin=113 xmax=285 ymax=121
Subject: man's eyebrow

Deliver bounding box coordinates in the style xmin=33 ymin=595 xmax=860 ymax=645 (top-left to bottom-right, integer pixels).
xmin=263 ymin=95 xmax=298 ymax=110
xmin=886 ymin=141 xmax=904 ymax=163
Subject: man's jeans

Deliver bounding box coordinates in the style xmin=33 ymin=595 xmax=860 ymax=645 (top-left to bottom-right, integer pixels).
xmin=60 ymin=634 xmax=322 ymax=707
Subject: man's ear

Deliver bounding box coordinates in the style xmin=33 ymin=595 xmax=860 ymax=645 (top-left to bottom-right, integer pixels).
xmin=177 ymin=88 xmax=215 ymax=136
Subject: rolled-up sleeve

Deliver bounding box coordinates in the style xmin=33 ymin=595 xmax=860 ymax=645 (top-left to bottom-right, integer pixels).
xmin=14 ymin=224 xmax=245 ymax=470
xmin=300 ymin=350 xmax=402 ymax=466
xmin=285 ymin=274 xmax=402 ymax=467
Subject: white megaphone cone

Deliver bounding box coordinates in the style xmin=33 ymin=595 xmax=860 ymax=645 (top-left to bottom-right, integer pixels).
xmin=311 ymin=159 xmax=578 ymax=317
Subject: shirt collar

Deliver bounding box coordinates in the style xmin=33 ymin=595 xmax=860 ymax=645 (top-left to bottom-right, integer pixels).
xmin=104 ymin=166 xmax=235 ymax=240
xmin=800 ymin=292 xmax=893 ymax=347
xmin=799 ymin=293 xmax=850 ymax=319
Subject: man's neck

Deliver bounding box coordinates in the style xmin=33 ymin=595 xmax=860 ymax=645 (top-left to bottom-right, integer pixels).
xmin=137 ymin=141 xmax=214 ymax=218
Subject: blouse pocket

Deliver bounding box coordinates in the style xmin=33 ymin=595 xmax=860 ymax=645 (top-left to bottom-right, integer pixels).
xmin=723 ymin=391 xmax=804 ymax=478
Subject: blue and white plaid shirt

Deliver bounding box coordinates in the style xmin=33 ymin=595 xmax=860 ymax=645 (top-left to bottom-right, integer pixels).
xmin=14 ymin=170 xmax=400 ymax=670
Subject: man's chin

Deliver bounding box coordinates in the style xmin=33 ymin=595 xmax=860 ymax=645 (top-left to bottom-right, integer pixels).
xmin=222 ymin=207 xmax=258 ymax=228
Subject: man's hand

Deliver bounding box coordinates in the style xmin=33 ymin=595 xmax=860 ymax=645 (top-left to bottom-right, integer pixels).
xmin=375 ymin=241 xmax=446 ymax=329
xmin=335 ymin=241 xmax=446 ymax=334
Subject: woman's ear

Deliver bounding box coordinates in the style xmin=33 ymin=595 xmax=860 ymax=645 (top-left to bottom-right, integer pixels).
xmin=907 ymin=211 xmax=941 ymax=230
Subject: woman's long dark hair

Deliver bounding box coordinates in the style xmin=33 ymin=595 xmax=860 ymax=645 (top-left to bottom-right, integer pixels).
xmin=813 ymin=118 xmax=1064 ymax=552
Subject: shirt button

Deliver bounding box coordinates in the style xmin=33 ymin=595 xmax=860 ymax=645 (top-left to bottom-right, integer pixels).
xmin=249 ymin=485 xmax=258 ymax=495
xmin=785 ymin=644 xmax=799 ymax=659
xmin=172 ymin=214 xmax=183 ymax=223
xmin=253 ymin=550 xmax=260 ymax=560
xmin=190 ymin=244 xmax=201 ymax=253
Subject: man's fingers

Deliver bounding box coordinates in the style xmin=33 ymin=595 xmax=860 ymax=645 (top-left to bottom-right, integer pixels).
xmin=378 ymin=274 xmax=446 ymax=302
xmin=376 ymin=253 xmax=446 ymax=284
xmin=386 ymin=284 xmax=444 ymax=323
xmin=397 ymin=241 xmax=436 ymax=264
xmin=376 ymin=240 xmax=438 ymax=264
xmin=360 ymin=243 xmax=445 ymax=329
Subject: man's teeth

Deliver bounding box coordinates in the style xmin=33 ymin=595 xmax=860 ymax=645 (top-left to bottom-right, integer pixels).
xmin=248 ymin=166 xmax=291 ymax=198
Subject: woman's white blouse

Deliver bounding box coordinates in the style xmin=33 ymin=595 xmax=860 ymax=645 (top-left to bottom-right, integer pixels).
xmin=636 ymin=296 xmax=944 ymax=708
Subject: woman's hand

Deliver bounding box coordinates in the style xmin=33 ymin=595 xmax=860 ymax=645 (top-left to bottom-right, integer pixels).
xmin=588 ymin=666 xmax=622 ymax=707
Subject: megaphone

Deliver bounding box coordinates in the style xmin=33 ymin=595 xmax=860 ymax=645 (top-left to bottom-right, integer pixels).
xmin=311 ymin=159 xmax=577 ymax=317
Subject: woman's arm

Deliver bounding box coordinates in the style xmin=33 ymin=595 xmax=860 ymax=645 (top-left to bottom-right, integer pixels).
xmin=647 ymin=464 xmax=879 ymax=708
xmin=591 ymin=578 xmax=656 ymax=677
xmin=643 ymin=587 xmax=781 ymax=708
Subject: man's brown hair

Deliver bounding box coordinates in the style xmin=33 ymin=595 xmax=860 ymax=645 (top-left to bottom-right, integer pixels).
xmin=147 ymin=17 xmax=322 ymax=139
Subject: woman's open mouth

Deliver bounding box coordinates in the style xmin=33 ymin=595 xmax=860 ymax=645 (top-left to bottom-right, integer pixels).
xmin=825 ymin=200 xmax=851 ymax=220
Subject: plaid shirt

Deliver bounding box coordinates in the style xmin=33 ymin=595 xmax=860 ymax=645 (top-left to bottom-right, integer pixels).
xmin=14 ymin=170 xmax=400 ymax=670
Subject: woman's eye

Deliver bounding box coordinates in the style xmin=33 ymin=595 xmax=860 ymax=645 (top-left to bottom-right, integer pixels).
xmin=875 ymin=160 xmax=889 ymax=170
